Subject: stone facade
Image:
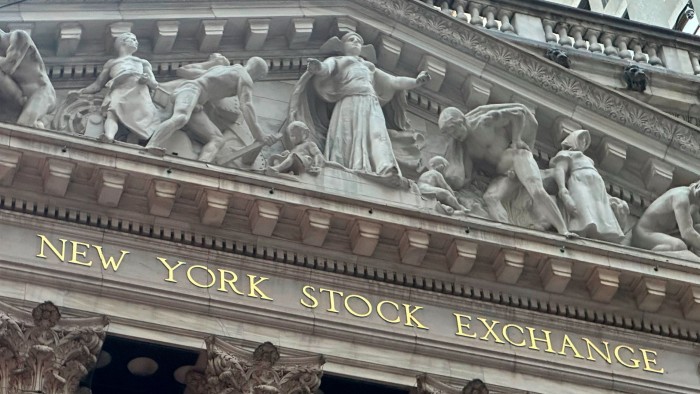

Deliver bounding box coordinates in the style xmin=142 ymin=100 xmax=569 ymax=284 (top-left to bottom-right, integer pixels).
xmin=0 ymin=0 xmax=699 ymax=393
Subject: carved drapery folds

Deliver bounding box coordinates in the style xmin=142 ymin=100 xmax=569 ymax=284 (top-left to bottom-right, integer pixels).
xmin=0 ymin=301 xmax=109 ymax=394
xmin=414 ymin=374 xmax=490 ymax=394
xmin=185 ymin=338 xmax=325 ymax=394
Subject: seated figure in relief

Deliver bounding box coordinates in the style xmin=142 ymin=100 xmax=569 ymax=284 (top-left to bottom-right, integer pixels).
xmin=0 ymin=28 xmax=56 ymax=127
xmin=549 ymin=129 xmax=625 ymax=242
xmin=146 ymin=55 xmax=275 ymax=163
xmin=417 ymin=156 xmax=469 ymax=215
xmin=267 ymin=121 xmax=324 ymax=175
xmin=438 ymin=104 xmax=572 ymax=237
xmin=288 ymin=32 xmax=430 ymax=184
xmin=631 ymin=181 xmax=700 ymax=258
xmin=80 ymin=32 xmax=160 ymax=143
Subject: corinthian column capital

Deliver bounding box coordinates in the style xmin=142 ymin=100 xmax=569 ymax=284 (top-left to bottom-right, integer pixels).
xmin=0 ymin=300 xmax=109 ymax=394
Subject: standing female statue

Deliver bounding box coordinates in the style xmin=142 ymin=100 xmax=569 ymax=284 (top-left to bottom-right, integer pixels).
xmin=550 ymin=129 xmax=625 ymax=242
xmin=289 ymin=32 xmax=430 ymax=180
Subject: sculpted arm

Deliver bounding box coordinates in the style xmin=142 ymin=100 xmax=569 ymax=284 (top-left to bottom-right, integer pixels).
xmin=238 ymin=79 xmax=269 ymax=144
xmin=81 ymin=60 xmax=113 ymax=94
xmin=141 ymin=60 xmax=159 ymax=90
xmin=673 ymin=194 xmax=700 ymax=250
xmin=386 ymin=70 xmax=431 ymax=91
xmin=307 ymin=57 xmax=335 ymax=77
xmin=0 ymin=30 xmax=30 ymax=75
xmin=176 ymin=56 xmax=229 ymax=79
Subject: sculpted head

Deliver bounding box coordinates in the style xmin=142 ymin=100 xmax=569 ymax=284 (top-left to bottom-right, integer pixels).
xmin=245 ymin=56 xmax=269 ymax=81
xmin=341 ymin=32 xmax=363 ymax=56
xmin=114 ymin=32 xmax=138 ymax=55
xmin=428 ymin=156 xmax=449 ymax=173
xmin=689 ymin=181 xmax=700 ymax=201
xmin=286 ymin=121 xmax=310 ymax=146
xmin=439 ymin=107 xmax=467 ymax=139
xmin=561 ymin=129 xmax=591 ymax=152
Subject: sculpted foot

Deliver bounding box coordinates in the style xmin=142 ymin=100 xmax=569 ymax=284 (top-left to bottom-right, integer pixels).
xmin=564 ymin=232 xmax=579 ymax=239
xmin=99 ymin=134 xmax=114 ymax=143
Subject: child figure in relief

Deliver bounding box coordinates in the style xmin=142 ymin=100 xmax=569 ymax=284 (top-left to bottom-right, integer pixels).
xmin=417 ymin=156 xmax=469 ymax=215
xmin=267 ymin=121 xmax=324 ymax=175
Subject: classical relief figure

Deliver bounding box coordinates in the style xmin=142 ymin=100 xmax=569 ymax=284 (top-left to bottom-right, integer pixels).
xmin=267 ymin=121 xmax=324 ymax=175
xmin=147 ymin=55 xmax=275 ymax=163
xmin=289 ymin=32 xmax=430 ymax=181
xmin=438 ymin=104 xmax=572 ymax=236
xmin=80 ymin=32 xmax=160 ymax=142
xmin=417 ymin=156 xmax=468 ymax=215
xmin=631 ymin=181 xmax=700 ymax=257
xmin=550 ymin=129 xmax=625 ymax=242
xmin=0 ymin=28 xmax=56 ymax=128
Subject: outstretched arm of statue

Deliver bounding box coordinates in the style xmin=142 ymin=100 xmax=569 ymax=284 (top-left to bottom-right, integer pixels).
xmin=389 ymin=71 xmax=431 ymax=90
xmin=674 ymin=195 xmax=700 ymax=250
xmin=307 ymin=58 xmax=334 ymax=77
xmin=0 ymin=30 xmax=30 ymax=75
xmin=239 ymin=82 xmax=275 ymax=146
xmin=80 ymin=61 xmax=113 ymax=94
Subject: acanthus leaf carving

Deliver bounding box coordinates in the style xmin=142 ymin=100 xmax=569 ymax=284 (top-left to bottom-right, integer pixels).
xmin=0 ymin=300 xmax=109 ymax=394
xmin=185 ymin=338 xmax=325 ymax=394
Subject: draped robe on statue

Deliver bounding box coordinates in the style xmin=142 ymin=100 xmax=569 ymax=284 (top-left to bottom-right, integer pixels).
xmin=289 ymin=55 xmax=422 ymax=179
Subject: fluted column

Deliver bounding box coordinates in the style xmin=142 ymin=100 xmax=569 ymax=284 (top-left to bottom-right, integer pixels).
xmin=0 ymin=301 xmax=109 ymax=394
xmin=185 ymin=338 xmax=325 ymax=394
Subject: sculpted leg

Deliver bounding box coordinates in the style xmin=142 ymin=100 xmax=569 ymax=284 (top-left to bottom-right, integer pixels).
xmin=185 ymin=111 xmax=225 ymax=163
xmin=483 ymin=176 xmax=519 ymax=223
xmin=17 ymin=87 xmax=56 ymax=128
xmin=147 ymin=88 xmax=199 ymax=153
xmin=634 ymin=229 xmax=687 ymax=252
xmin=102 ymin=111 xmax=118 ymax=142
xmin=510 ymin=149 xmax=570 ymax=236
xmin=0 ymin=71 xmax=24 ymax=106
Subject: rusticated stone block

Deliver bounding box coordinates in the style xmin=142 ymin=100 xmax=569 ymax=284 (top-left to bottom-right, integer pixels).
xmin=199 ymin=189 xmax=229 ymax=227
xmin=147 ymin=179 xmax=179 ymax=217
xmin=446 ymin=239 xmax=478 ymax=275
xmin=248 ymin=200 xmax=280 ymax=237
xmin=97 ymin=170 xmax=127 ymax=207
xmin=301 ymin=210 xmax=331 ymax=247
xmin=586 ymin=267 xmax=620 ymax=303
xmin=634 ymin=277 xmax=666 ymax=312
xmin=399 ymin=230 xmax=430 ymax=266
xmin=350 ymin=220 xmax=381 ymax=257
xmin=42 ymin=159 xmax=75 ymax=197
xmin=539 ymin=258 xmax=572 ymax=293
xmin=493 ymin=249 xmax=525 ymax=284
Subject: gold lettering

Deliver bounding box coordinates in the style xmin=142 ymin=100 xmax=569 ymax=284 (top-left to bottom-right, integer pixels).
xmin=403 ymin=304 xmax=428 ymax=330
xmin=300 ymin=285 xmax=319 ymax=308
xmin=558 ymin=334 xmax=584 ymax=359
xmin=582 ymin=338 xmax=612 ymax=364
xmin=68 ymin=241 xmax=92 ymax=266
xmin=187 ymin=265 xmax=216 ymax=288
xmin=217 ymin=269 xmax=244 ymax=295
xmin=478 ymin=318 xmax=505 ymax=344
xmin=377 ymin=300 xmax=400 ymax=323
xmin=319 ymin=288 xmax=344 ymax=313
xmin=93 ymin=245 xmax=129 ymax=271
xmin=640 ymin=349 xmax=664 ymax=374
xmin=614 ymin=345 xmax=640 ymax=369
xmin=453 ymin=313 xmax=477 ymax=338
xmin=526 ymin=327 xmax=556 ymax=353
xmin=36 ymin=234 xmax=67 ymax=260
xmin=502 ymin=324 xmax=526 ymax=347
xmin=248 ymin=275 xmax=273 ymax=300
xmin=344 ymin=294 xmax=372 ymax=318
xmin=156 ymin=257 xmax=186 ymax=283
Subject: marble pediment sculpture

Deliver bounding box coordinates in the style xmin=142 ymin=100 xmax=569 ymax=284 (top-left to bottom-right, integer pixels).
xmin=0 ymin=28 xmax=56 ymax=128
xmin=438 ymin=104 xmax=573 ymax=237
xmin=288 ymin=32 xmax=430 ymax=185
xmin=631 ymin=181 xmax=700 ymax=260
xmin=550 ymin=129 xmax=626 ymax=242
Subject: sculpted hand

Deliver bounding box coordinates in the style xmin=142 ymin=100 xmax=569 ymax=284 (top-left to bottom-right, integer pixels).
xmin=138 ymin=74 xmax=149 ymax=84
xmin=193 ymin=104 xmax=204 ymax=113
xmin=279 ymin=150 xmax=290 ymax=157
xmin=307 ymin=59 xmax=323 ymax=74
xmin=416 ymin=71 xmax=431 ymax=86
xmin=559 ymin=189 xmax=578 ymax=216
xmin=261 ymin=134 xmax=277 ymax=146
